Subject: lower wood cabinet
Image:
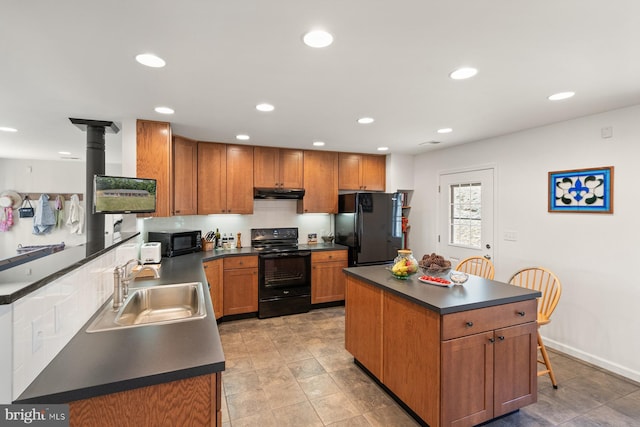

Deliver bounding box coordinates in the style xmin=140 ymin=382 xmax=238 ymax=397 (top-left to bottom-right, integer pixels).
xmin=222 ymin=256 xmax=258 ymax=316
xmin=203 ymin=259 xmax=224 ymax=319
xmin=345 ymin=275 xmax=537 ymax=427
xmin=345 ymin=276 xmax=383 ymax=379
xmin=441 ymin=322 xmax=537 ymax=426
xmin=311 ymin=250 xmax=347 ymax=304
xmin=68 ymin=373 xmax=221 ymax=427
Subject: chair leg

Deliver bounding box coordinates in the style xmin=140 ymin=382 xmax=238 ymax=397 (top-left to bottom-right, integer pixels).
xmin=537 ymin=331 xmax=558 ymax=389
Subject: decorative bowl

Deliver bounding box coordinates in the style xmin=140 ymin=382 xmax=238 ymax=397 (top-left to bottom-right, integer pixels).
xmin=321 ymin=235 xmax=335 ymax=243
xmin=419 ymin=263 xmax=451 ymax=276
xmin=449 ymin=270 xmax=470 ymax=286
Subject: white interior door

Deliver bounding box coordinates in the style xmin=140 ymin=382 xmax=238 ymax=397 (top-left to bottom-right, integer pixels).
xmin=438 ymin=168 xmax=494 ymax=268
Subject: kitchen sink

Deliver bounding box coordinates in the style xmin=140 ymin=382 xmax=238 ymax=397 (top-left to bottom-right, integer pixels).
xmin=86 ymin=282 xmax=207 ymax=333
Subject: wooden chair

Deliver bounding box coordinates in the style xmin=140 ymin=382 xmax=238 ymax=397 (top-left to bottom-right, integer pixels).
xmin=509 ymin=267 xmax=562 ymax=388
xmin=455 ymin=256 xmax=495 ymax=279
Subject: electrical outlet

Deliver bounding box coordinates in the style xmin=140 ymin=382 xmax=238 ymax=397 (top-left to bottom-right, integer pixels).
xmin=601 ymin=126 xmax=613 ymax=139
xmin=503 ymin=231 xmax=518 ymax=241
xmin=32 ymin=316 xmax=44 ymax=353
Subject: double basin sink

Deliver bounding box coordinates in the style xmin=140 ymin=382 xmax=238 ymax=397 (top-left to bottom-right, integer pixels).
xmin=87 ymin=282 xmax=207 ymax=333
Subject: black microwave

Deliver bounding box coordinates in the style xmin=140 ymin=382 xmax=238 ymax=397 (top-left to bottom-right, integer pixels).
xmin=147 ymin=230 xmax=202 ymax=257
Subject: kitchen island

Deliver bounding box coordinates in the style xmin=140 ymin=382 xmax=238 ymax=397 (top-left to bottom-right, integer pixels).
xmin=343 ymin=265 xmax=541 ymax=427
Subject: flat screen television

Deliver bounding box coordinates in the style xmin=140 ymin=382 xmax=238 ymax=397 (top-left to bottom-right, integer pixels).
xmin=93 ymin=175 xmax=157 ymax=214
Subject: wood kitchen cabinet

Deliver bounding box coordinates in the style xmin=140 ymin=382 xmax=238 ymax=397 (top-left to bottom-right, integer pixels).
xmin=345 ymin=274 xmax=538 ymax=427
xmin=441 ymin=320 xmax=537 ymax=426
xmin=68 ymin=373 xmax=222 ymax=427
xmin=136 ymin=119 xmax=172 ymax=217
xmin=198 ymin=142 xmax=254 ymax=214
xmin=203 ymin=259 xmax=224 ymax=319
xmin=173 ymin=135 xmax=198 ymax=216
xmin=223 ymin=255 xmax=258 ymax=316
xmin=297 ymin=150 xmax=339 ymax=214
xmin=344 ymin=276 xmax=383 ymax=379
xmin=338 ymin=153 xmax=386 ymax=192
xmin=254 ymin=146 xmax=303 ymax=189
xmin=383 ymin=292 xmax=441 ymax=425
xmin=311 ymin=250 xmax=348 ymax=304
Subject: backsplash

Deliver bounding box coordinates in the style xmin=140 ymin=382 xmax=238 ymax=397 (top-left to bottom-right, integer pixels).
xmin=11 ymin=250 xmax=116 ymax=399
xmin=137 ymin=199 xmax=333 ymax=245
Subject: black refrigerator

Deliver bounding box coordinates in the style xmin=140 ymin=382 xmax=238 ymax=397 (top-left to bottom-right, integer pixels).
xmin=335 ymin=192 xmax=403 ymax=266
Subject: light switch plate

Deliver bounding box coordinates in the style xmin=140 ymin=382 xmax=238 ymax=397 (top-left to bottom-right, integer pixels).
xmin=503 ymin=231 xmax=518 ymax=241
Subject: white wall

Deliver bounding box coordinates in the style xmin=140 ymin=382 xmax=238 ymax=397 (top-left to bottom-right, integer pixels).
xmin=0 ymin=158 xmax=121 ymax=257
xmin=386 ymin=153 xmax=414 ymax=192
xmin=409 ymin=104 xmax=640 ymax=382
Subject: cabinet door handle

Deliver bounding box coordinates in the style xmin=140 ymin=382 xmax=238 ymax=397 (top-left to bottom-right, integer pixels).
xmin=465 ymin=321 xmax=474 ymax=327
xmin=498 ymin=336 xmax=505 ymax=341
xmin=488 ymin=337 xmax=495 ymax=343
xmin=517 ymin=311 xmax=525 ymax=317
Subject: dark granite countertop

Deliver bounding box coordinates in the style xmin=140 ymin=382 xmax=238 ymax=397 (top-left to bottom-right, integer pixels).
xmin=13 ymin=242 xmax=348 ymax=404
xmin=14 ymin=252 xmax=225 ymax=404
xmin=344 ymin=265 xmax=540 ymax=315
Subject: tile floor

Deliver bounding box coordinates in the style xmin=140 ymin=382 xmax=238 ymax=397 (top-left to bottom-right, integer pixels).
xmin=218 ymin=306 xmax=640 ymax=426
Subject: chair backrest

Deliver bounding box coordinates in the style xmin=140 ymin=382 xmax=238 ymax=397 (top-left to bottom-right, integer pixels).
xmin=509 ymin=267 xmax=562 ymax=323
xmin=455 ymin=256 xmax=495 ymax=280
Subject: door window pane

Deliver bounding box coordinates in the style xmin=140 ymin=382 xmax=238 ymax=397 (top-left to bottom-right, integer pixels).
xmin=449 ymin=183 xmax=481 ymax=248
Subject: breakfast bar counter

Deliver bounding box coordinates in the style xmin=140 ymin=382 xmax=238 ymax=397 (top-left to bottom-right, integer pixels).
xmin=343 ymin=266 xmax=541 ymax=427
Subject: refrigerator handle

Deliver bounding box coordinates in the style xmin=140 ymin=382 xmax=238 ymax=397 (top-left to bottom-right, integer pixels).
xmin=357 ymin=202 xmax=364 ymax=253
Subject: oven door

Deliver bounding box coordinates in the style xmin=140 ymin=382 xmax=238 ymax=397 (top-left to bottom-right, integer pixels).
xmin=259 ymin=251 xmax=311 ymax=300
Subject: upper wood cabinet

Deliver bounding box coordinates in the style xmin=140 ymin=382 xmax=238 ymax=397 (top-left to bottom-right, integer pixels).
xmin=338 ymin=153 xmax=386 ymax=191
xmin=297 ymin=150 xmax=339 ymax=214
xmin=198 ymin=142 xmax=253 ymax=214
xmin=136 ymin=119 xmax=172 ymax=217
xmin=173 ymin=135 xmax=198 ymax=216
xmin=254 ymin=147 xmax=303 ymax=189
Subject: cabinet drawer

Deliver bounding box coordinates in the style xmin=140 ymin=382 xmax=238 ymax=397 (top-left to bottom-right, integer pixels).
xmin=223 ymin=255 xmax=258 ymax=270
xmin=442 ymin=299 xmax=537 ymax=340
xmin=311 ymin=250 xmax=348 ymax=263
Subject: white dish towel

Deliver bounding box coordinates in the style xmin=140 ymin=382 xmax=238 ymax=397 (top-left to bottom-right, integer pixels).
xmin=66 ymin=194 xmax=84 ymax=234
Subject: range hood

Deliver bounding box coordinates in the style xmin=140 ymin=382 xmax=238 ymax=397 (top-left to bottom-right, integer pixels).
xmin=254 ymin=188 xmax=305 ymax=200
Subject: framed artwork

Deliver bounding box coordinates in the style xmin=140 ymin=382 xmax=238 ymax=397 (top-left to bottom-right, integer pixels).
xmin=548 ymin=166 xmax=614 ymax=213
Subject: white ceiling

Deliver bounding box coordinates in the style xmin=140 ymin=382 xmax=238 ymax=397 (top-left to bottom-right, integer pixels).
xmin=1 ymin=1 xmax=639 ymax=165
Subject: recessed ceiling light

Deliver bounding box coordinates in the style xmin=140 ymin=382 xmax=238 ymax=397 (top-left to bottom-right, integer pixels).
xmin=256 ymin=103 xmax=275 ymax=112
xmin=437 ymin=128 xmax=453 ymax=134
xmin=377 ymin=147 xmax=389 ymax=152
xmin=236 ymin=134 xmax=250 ymax=141
xmin=154 ymin=106 xmax=174 ymax=114
xmin=303 ymin=30 xmax=334 ymax=48
xmin=313 ymin=141 xmax=325 ymax=147
xmin=548 ymin=91 xmax=575 ymax=101
xmin=357 ymin=117 xmax=375 ymax=125
xmin=449 ymin=67 xmax=478 ymax=80
xmin=58 ymin=151 xmax=71 ymax=155
xmin=0 ymin=127 xmax=17 ymax=132
xmin=135 ymin=53 xmax=166 ymax=68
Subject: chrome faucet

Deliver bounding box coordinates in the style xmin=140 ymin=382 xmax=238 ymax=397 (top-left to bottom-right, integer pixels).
xmin=113 ymin=259 xmax=160 ymax=310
